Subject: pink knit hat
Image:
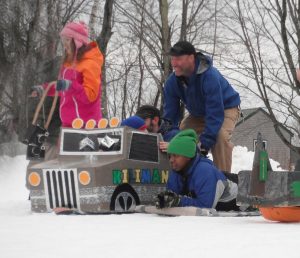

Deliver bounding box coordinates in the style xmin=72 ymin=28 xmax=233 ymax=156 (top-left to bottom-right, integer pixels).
xmin=60 ymin=21 xmax=89 ymax=49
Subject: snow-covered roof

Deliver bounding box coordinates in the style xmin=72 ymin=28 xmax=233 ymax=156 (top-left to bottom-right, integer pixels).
xmin=237 ymin=107 xmax=293 ymax=136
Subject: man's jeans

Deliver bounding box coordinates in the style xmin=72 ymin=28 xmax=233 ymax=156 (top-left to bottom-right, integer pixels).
xmin=180 ymin=107 xmax=240 ymax=172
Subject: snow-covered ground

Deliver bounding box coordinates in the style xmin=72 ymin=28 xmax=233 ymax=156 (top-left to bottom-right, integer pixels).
xmin=1 ymin=147 xmax=299 ymax=258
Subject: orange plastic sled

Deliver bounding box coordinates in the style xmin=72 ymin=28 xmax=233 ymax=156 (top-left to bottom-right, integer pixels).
xmin=260 ymin=207 xmax=300 ymax=222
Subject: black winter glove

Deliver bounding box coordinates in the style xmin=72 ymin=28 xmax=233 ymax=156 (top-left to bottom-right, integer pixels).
xmin=197 ymin=142 xmax=209 ymax=157
xmin=155 ymin=190 xmax=181 ymax=209
xmin=31 ymin=85 xmax=44 ymax=98
xmin=56 ymin=79 xmax=72 ymax=91
xmin=200 ymin=148 xmax=208 ymax=157
xmin=158 ymin=118 xmax=174 ymax=135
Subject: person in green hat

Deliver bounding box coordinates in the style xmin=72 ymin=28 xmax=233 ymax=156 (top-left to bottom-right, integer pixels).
xmin=155 ymin=129 xmax=239 ymax=210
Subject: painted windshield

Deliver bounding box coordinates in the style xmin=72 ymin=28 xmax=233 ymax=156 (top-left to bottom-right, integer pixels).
xmin=60 ymin=128 xmax=123 ymax=155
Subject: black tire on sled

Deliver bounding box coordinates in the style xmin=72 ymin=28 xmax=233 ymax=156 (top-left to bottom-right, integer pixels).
xmin=110 ymin=184 xmax=140 ymax=211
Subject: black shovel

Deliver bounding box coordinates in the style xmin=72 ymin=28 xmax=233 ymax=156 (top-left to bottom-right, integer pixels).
xmin=23 ymin=83 xmax=59 ymax=160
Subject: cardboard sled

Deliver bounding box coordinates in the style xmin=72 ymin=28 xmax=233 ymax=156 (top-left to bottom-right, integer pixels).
xmin=237 ymin=132 xmax=300 ymax=222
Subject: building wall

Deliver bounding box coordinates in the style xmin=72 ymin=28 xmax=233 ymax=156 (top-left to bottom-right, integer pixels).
xmin=232 ymin=110 xmax=291 ymax=170
xmin=291 ymin=149 xmax=300 ymax=171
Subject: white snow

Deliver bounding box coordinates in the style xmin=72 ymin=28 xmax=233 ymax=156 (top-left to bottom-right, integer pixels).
xmin=231 ymin=145 xmax=284 ymax=174
xmin=0 ymin=147 xmax=299 ymax=258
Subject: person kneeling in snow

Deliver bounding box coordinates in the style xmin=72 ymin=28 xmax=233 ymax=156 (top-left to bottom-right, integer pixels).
xmin=155 ymin=129 xmax=240 ymax=211
xmin=135 ymin=105 xmax=179 ymax=152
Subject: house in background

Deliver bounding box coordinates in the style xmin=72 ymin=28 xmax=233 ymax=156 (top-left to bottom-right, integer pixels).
xmin=232 ymin=107 xmax=299 ymax=170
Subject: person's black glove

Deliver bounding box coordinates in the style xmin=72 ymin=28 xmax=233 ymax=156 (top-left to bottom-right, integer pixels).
xmin=158 ymin=118 xmax=174 ymax=135
xmin=31 ymin=85 xmax=44 ymax=98
xmin=56 ymin=79 xmax=72 ymax=91
xmin=155 ymin=190 xmax=181 ymax=209
xmin=200 ymin=148 xmax=208 ymax=157
xmin=197 ymin=142 xmax=209 ymax=157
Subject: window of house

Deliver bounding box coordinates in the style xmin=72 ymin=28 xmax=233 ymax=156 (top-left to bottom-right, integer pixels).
xmin=253 ymin=139 xmax=267 ymax=151
xmin=128 ymin=132 xmax=159 ymax=163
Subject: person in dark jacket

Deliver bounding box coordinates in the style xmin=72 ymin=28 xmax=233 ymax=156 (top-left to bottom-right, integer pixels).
xmin=163 ymin=41 xmax=241 ymax=172
xmin=136 ymin=105 xmax=179 ymax=151
xmin=155 ymin=129 xmax=239 ymax=211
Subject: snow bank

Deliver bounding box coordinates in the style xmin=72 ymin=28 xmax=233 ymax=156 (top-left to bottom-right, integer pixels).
xmin=231 ymin=145 xmax=284 ymax=174
xmin=1 ymin=149 xmax=300 ymax=258
xmin=0 ymin=155 xmax=29 ymax=202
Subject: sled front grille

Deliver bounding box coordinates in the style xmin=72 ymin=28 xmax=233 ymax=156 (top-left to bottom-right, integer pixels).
xmin=43 ymin=169 xmax=80 ymax=210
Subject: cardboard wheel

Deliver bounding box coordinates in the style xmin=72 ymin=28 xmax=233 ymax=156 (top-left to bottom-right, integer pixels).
xmin=110 ymin=185 xmax=140 ymax=211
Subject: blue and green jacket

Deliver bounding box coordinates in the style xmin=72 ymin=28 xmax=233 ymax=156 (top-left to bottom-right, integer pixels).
xmin=163 ymin=53 xmax=241 ymax=150
xmin=166 ymin=155 xmax=237 ymax=208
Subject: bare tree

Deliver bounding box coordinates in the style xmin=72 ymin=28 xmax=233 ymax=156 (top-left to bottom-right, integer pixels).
xmin=0 ymin=0 xmax=92 ymax=143
xmin=113 ymin=0 xmax=212 ymax=117
xmin=96 ymin=0 xmax=115 ymax=117
xmin=220 ymin=0 xmax=300 ymax=153
xmin=0 ymin=0 xmax=225 ymax=144
xmin=136 ymin=0 xmax=146 ymax=109
xmin=89 ymin=0 xmax=101 ymax=40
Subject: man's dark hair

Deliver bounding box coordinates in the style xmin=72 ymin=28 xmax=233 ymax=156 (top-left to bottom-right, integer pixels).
xmin=169 ymin=41 xmax=196 ymax=56
xmin=136 ymin=105 xmax=161 ymax=123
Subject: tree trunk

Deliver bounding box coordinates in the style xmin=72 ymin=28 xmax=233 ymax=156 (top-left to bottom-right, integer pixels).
xmin=89 ymin=0 xmax=101 ymax=40
xmin=137 ymin=0 xmax=146 ymax=108
xmin=180 ymin=0 xmax=188 ymax=41
xmin=96 ymin=0 xmax=114 ymax=118
xmin=158 ymin=0 xmax=171 ymax=110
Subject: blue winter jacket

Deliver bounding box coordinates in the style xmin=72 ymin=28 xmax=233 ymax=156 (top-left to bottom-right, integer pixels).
xmin=163 ymin=53 xmax=241 ymax=150
xmin=162 ymin=128 xmax=179 ymax=142
xmin=167 ymin=155 xmax=229 ymax=208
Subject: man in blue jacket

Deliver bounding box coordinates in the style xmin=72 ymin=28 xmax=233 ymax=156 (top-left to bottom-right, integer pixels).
xmin=163 ymin=41 xmax=241 ymax=172
xmin=155 ymin=129 xmax=239 ymax=210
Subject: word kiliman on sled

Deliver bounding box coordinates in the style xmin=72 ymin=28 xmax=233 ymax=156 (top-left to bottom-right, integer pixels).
xmin=237 ymin=132 xmax=300 ymax=222
xmin=26 ymin=119 xmax=170 ymax=214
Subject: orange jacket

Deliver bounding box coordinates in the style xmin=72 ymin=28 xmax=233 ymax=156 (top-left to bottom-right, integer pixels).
xmin=63 ymin=41 xmax=104 ymax=102
xmin=45 ymin=42 xmax=104 ymax=127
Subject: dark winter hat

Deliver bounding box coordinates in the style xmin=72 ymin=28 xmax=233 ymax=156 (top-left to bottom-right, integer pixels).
xmin=167 ymin=129 xmax=198 ymax=158
xmin=136 ymin=105 xmax=161 ymax=119
xmin=121 ymin=116 xmax=147 ymax=131
xmin=169 ymin=41 xmax=196 ymax=56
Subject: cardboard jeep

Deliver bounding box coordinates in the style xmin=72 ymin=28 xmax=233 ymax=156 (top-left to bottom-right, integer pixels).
xmin=26 ymin=126 xmax=170 ymax=213
xmin=237 ymin=132 xmax=300 ymax=207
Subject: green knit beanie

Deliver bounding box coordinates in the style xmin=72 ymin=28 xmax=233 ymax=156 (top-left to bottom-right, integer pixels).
xmin=167 ymin=129 xmax=198 ymax=158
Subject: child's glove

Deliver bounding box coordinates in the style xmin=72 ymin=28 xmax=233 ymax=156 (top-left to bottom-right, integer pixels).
xmin=31 ymin=85 xmax=44 ymax=98
xmin=197 ymin=142 xmax=209 ymax=157
xmin=155 ymin=190 xmax=181 ymax=209
xmin=56 ymin=79 xmax=72 ymax=91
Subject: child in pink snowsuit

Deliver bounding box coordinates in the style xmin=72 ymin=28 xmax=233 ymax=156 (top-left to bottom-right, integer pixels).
xmin=36 ymin=21 xmax=103 ymax=127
